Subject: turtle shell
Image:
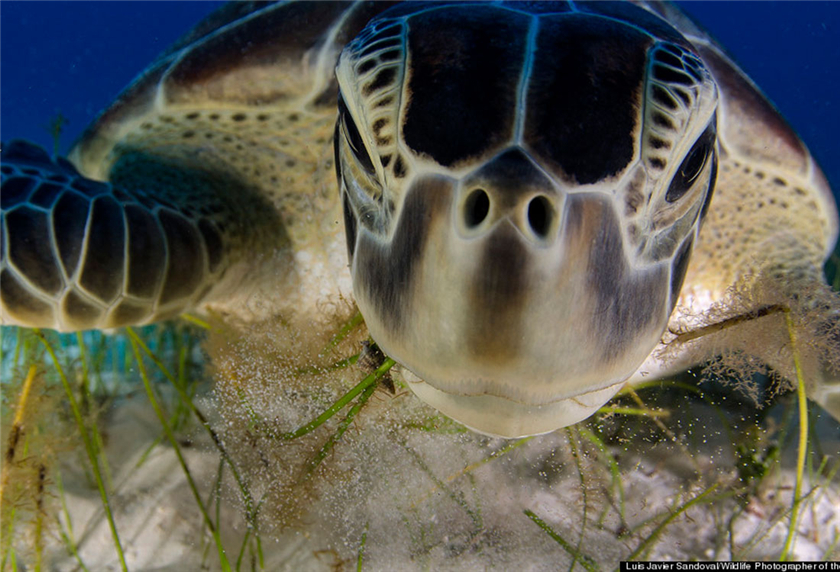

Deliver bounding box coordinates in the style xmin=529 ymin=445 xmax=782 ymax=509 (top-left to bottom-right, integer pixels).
xmin=68 ymin=0 xmax=836 ymax=262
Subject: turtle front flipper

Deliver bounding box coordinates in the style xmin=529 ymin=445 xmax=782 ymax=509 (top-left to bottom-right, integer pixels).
xmin=1 ymin=140 xmax=267 ymax=332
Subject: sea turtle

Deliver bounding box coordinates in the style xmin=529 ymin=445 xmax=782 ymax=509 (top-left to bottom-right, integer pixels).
xmin=2 ymin=1 xmax=839 ymax=438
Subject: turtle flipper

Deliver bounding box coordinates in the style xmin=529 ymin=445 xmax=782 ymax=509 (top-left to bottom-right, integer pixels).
xmin=1 ymin=140 xmax=234 ymax=331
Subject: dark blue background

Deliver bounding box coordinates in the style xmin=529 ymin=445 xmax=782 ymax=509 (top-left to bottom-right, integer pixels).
xmin=2 ymin=1 xmax=839 ymax=196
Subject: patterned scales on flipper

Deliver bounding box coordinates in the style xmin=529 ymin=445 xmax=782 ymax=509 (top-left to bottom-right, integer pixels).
xmin=1 ymin=2 xmax=397 ymax=331
xmin=0 ymin=140 xmax=239 ymax=330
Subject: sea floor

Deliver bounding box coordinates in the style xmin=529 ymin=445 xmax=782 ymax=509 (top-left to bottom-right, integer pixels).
xmin=1 ymin=321 xmax=839 ymax=570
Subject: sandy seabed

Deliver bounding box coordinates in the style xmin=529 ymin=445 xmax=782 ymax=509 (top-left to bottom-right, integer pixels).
xmin=2 ymin=322 xmax=839 ymax=571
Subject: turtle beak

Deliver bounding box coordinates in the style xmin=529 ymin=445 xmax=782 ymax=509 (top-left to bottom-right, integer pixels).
xmin=350 ymin=148 xmax=673 ymax=435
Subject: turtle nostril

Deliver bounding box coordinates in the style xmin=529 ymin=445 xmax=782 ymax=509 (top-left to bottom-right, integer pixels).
xmin=527 ymin=195 xmax=552 ymax=238
xmin=464 ymin=188 xmax=490 ymax=228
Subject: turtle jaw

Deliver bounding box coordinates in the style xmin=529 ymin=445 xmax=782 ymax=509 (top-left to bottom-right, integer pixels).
xmin=349 ymin=174 xmax=675 ymax=436
xmin=402 ymin=368 xmax=624 ymax=439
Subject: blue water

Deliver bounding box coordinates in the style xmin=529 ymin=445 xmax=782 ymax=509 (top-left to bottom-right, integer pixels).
xmin=2 ymin=1 xmax=839 ymax=196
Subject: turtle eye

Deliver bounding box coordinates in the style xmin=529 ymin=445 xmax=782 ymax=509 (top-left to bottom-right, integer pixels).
xmin=338 ymin=95 xmax=376 ymax=175
xmin=666 ymin=122 xmax=715 ymax=203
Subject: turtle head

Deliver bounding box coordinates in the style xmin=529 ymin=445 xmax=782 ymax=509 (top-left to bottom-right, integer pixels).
xmin=335 ymin=3 xmax=718 ymax=437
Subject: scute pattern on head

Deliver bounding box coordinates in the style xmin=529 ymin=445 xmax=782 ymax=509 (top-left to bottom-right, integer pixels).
xmin=336 ymin=1 xmax=721 ymax=436
xmin=642 ymin=44 xmax=715 ymax=177
xmin=578 ymin=0 xmax=691 ymax=46
xmin=402 ymin=5 xmax=530 ymax=168
xmin=524 ymin=13 xmax=651 ymax=185
xmin=340 ymin=16 xmax=408 ymax=185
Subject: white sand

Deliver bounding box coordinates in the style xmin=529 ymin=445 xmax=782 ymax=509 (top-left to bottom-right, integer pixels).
xmin=16 ymin=377 xmax=837 ymax=571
